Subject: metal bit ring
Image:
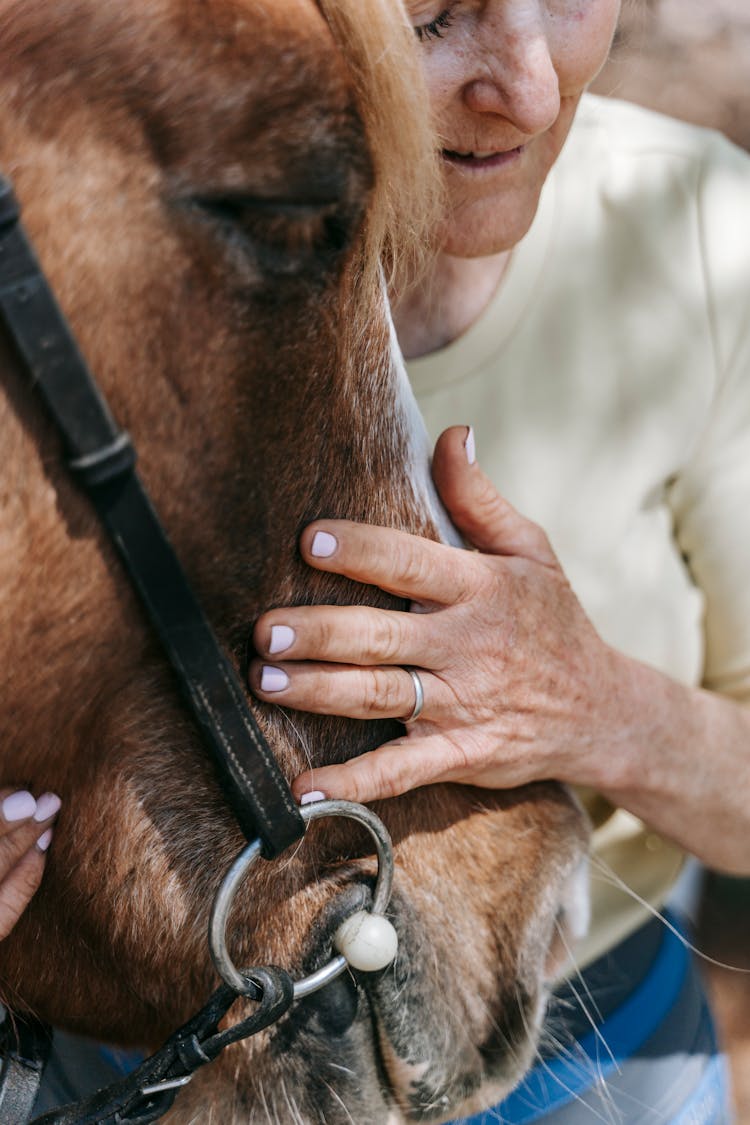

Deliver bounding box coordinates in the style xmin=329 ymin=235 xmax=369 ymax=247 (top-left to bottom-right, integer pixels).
xmin=209 ymin=799 xmax=394 ymax=999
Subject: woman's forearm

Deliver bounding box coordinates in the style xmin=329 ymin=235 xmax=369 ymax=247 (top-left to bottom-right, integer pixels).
xmin=593 ymin=652 xmax=750 ymax=875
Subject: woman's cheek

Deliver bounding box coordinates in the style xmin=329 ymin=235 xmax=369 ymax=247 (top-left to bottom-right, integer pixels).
xmin=418 ymin=29 xmax=480 ymax=116
xmin=550 ymin=0 xmax=621 ymax=94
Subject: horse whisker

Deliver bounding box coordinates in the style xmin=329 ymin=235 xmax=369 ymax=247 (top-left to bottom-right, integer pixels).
xmin=588 ymin=854 xmax=750 ymax=974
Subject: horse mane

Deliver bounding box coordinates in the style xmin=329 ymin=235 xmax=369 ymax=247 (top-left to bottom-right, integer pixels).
xmin=317 ymin=0 xmax=442 ymax=284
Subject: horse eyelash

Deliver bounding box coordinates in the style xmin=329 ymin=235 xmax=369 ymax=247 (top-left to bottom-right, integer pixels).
xmin=414 ymin=8 xmax=455 ymax=41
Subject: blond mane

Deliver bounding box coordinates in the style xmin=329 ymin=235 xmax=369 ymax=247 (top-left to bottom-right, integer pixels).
xmin=317 ymin=0 xmax=442 ymax=283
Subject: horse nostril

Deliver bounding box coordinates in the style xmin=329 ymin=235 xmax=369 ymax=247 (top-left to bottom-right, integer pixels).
xmin=299 ymin=971 xmax=360 ymax=1038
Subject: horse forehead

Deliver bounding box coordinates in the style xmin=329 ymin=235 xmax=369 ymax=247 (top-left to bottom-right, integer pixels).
xmin=4 ymin=0 xmax=339 ymax=55
xmin=1 ymin=0 xmax=369 ymax=197
xmin=141 ymin=0 xmax=365 ymax=189
xmin=2 ymin=0 xmax=358 ymax=134
xmin=149 ymin=0 xmax=350 ymax=93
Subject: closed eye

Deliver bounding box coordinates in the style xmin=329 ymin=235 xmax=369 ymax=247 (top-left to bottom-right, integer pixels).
xmin=414 ymin=6 xmax=455 ymax=41
xmin=186 ymin=192 xmax=353 ymax=279
xmin=192 ymin=193 xmax=341 ymax=223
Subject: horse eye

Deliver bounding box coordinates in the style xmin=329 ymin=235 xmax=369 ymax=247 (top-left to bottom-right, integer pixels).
xmin=188 ymin=193 xmax=352 ymax=277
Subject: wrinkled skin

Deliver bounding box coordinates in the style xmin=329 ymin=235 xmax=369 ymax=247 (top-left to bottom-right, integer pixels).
xmin=0 ymin=1 xmax=587 ymax=1120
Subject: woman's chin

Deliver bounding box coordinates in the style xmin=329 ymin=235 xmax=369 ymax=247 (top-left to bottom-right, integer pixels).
xmin=438 ymin=192 xmax=542 ymax=258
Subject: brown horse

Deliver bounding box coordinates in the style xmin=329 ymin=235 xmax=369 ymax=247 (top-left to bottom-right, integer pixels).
xmin=0 ymin=0 xmax=589 ymax=1120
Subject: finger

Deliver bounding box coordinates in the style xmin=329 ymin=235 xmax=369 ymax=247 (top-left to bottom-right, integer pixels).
xmin=0 ymin=791 xmax=61 ymax=878
xmin=299 ymin=520 xmax=482 ymax=605
xmin=0 ymin=844 xmax=47 ymax=941
xmin=432 ymin=426 xmax=557 ymax=566
xmin=0 ymin=790 xmax=38 ymax=837
xmin=253 ymin=604 xmax=446 ymax=667
xmin=291 ymin=737 xmax=469 ymax=805
xmin=250 ymin=659 xmax=440 ymax=722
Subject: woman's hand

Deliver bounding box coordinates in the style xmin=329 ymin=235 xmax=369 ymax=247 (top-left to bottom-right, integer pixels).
xmin=0 ymin=789 xmax=60 ymax=940
xmin=250 ymin=426 xmax=630 ymax=804
xmin=250 ymin=424 xmax=750 ymax=873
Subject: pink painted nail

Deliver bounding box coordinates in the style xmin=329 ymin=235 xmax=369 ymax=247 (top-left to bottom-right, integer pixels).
xmin=2 ymin=791 xmax=36 ymax=822
xmin=260 ymin=665 xmax=290 ymax=693
xmin=464 ymin=426 xmax=476 ymax=465
xmin=36 ymin=828 xmax=53 ymax=852
xmin=269 ymin=625 xmax=295 ymax=655
xmin=33 ymin=793 xmax=62 ymax=823
xmin=300 ymin=790 xmax=327 ymax=805
xmin=311 ymin=531 xmax=337 ymax=558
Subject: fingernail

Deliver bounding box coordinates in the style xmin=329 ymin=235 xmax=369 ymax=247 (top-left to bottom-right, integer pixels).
xmin=464 ymin=426 xmax=476 ymax=465
xmin=33 ymin=793 xmax=62 ymax=823
xmin=311 ymin=531 xmax=337 ymax=558
xmin=269 ymin=625 xmax=295 ymax=655
xmin=36 ymin=828 xmax=53 ymax=852
xmin=260 ymin=665 xmax=290 ymax=693
xmin=2 ymin=791 xmax=36 ymax=822
xmin=300 ymin=790 xmax=327 ymax=806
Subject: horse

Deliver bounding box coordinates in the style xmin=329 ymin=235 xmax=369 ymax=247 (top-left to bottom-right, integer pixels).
xmin=0 ymin=1 xmax=589 ymax=1120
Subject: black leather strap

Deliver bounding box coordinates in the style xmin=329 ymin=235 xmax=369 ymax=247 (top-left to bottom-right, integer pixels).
xmin=0 ymin=176 xmax=303 ymax=856
xmin=0 ymin=1009 xmax=52 ymax=1125
xmin=30 ymin=968 xmax=295 ymax=1125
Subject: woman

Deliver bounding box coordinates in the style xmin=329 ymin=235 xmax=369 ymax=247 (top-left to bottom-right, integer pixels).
xmin=250 ymin=0 xmax=750 ymax=1120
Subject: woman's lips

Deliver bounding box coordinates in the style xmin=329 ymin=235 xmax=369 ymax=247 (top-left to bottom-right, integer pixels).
xmin=442 ymin=146 xmax=524 ymax=170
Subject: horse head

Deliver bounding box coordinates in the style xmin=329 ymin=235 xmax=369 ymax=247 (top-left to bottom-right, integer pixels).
xmin=0 ymin=1 xmax=589 ymax=1120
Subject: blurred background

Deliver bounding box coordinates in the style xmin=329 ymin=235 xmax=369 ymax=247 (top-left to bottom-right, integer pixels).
xmin=594 ymin=0 xmax=750 ymax=150
xmin=592 ymin=1 xmax=750 ymax=1118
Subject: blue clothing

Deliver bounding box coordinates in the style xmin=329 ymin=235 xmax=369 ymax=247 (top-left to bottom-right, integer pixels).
xmin=454 ymin=913 xmax=732 ymax=1125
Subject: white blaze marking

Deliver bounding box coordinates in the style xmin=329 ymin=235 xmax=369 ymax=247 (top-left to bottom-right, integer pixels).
xmin=384 ymin=287 xmax=463 ymax=549
xmin=563 ymin=854 xmax=591 ymax=941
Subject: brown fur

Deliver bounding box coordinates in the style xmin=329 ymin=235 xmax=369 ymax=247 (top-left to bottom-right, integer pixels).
xmin=0 ymin=2 xmax=588 ymax=1120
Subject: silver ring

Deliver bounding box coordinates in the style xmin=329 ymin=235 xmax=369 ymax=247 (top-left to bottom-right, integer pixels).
xmin=209 ymin=799 xmax=394 ymax=999
xmin=401 ymin=667 xmax=425 ymax=723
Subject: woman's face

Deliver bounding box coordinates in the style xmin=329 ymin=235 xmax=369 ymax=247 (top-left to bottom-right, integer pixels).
xmin=407 ymin=0 xmax=621 ymax=256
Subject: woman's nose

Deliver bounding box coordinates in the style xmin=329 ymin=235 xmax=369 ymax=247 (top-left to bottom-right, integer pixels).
xmin=462 ymin=12 xmax=561 ymax=136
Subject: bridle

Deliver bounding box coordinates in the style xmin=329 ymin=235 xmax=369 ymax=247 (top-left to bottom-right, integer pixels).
xmin=0 ymin=175 xmax=397 ymax=1124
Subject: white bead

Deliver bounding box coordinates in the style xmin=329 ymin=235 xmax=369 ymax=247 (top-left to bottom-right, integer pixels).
xmin=333 ymin=911 xmax=398 ymax=972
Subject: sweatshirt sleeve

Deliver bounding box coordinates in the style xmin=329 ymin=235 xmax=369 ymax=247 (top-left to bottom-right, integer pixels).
xmin=668 ymin=131 xmax=750 ymax=702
